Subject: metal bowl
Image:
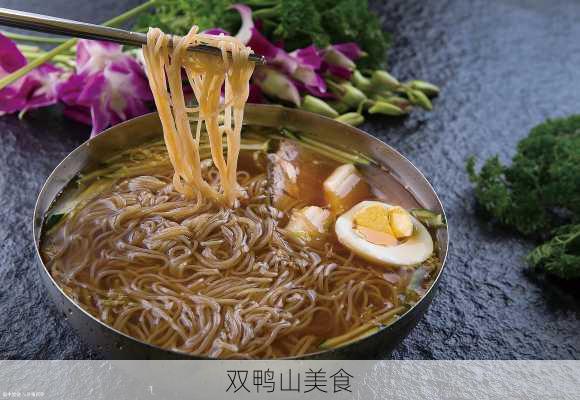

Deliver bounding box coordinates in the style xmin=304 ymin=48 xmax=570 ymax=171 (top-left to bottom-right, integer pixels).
xmin=32 ymin=104 xmax=448 ymax=359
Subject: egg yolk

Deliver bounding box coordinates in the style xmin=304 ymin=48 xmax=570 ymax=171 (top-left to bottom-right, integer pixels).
xmin=353 ymin=205 xmax=392 ymax=232
xmin=353 ymin=205 xmax=398 ymax=246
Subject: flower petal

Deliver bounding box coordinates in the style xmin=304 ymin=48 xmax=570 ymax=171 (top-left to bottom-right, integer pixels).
xmin=63 ymin=105 xmax=92 ymax=125
xmin=248 ymin=28 xmax=297 ymax=74
xmin=61 ymin=46 xmax=152 ymax=134
xmin=323 ymin=46 xmax=356 ymax=71
xmin=57 ymin=74 xmax=85 ymax=104
xmin=231 ymin=4 xmax=254 ymax=45
xmin=90 ymin=97 xmax=111 ymax=136
xmin=0 ymin=36 xmax=62 ymax=114
xmin=290 ymin=45 xmax=322 ymax=70
xmin=331 ymin=43 xmax=365 ymax=61
xmin=292 ymin=67 xmax=326 ymax=92
xmin=76 ymin=39 xmax=123 ymax=76
xmin=288 ymin=45 xmax=326 ymax=91
xmin=254 ymin=66 xmax=300 ymax=106
xmin=77 ymin=73 xmax=107 ymax=106
xmin=0 ymin=33 xmax=26 ymax=75
xmin=326 ymin=64 xmax=353 ymax=80
xmin=0 ymin=86 xmax=26 ymax=114
xmin=294 ymin=80 xmax=336 ymax=99
xmin=231 ymin=5 xmax=298 ymax=74
xmin=202 ymin=28 xmax=230 ymax=36
xmin=21 ymin=64 xmax=63 ymax=111
xmin=124 ymin=57 xmax=153 ymax=100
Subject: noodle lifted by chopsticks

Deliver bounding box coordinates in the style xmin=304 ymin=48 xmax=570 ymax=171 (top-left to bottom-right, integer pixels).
xmin=142 ymin=27 xmax=255 ymax=207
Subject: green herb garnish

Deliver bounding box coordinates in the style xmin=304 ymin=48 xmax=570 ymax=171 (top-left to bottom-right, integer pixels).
xmin=467 ymin=115 xmax=580 ymax=279
xmin=134 ymin=0 xmax=241 ymax=35
xmin=44 ymin=213 xmax=65 ymax=231
xmin=411 ymin=208 xmax=446 ymax=228
xmin=134 ymin=0 xmax=390 ymax=68
xmin=527 ymin=224 xmax=580 ymax=279
xmin=256 ymin=0 xmax=390 ymax=68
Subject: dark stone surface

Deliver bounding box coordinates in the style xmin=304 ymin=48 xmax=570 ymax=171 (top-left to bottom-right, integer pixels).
xmin=0 ymin=0 xmax=578 ymax=360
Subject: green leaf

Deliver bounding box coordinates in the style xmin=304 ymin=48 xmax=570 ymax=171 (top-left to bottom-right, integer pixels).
xmin=527 ymin=224 xmax=580 ymax=279
xmin=44 ymin=213 xmax=65 ymax=231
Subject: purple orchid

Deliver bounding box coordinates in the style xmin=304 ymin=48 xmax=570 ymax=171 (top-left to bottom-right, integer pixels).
xmin=253 ymin=66 xmax=300 ymax=106
xmin=331 ymin=43 xmax=366 ymax=60
xmin=293 ymin=80 xmax=335 ymax=99
xmin=232 ymin=4 xmax=253 ymax=45
xmin=231 ymin=4 xmax=326 ymax=95
xmin=19 ymin=64 xmax=63 ymax=111
xmin=76 ymin=40 xmax=126 ymax=76
xmin=247 ymin=28 xmax=299 ymax=75
xmin=231 ymin=4 xmax=296 ymax=72
xmin=322 ymin=43 xmax=365 ymax=80
xmin=0 ymin=33 xmax=62 ymax=115
xmin=289 ymin=45 xmax=326 ymax=95
xmin=58 ymin=39 xmax=152 ymax=136
xmin=325 ymin=64 xmax=352 ymax=80
xmin=0 ymin=33 xmax=25 ymax=75
xmin=0 ymin=33 xmax=28 ymax=115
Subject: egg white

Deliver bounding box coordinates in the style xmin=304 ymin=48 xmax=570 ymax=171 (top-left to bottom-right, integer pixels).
xmin=335 ymin=201 xmax=434 ymax=267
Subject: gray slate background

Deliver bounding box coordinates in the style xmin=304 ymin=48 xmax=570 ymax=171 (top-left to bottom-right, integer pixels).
xmin=0 ymin=0 xmax=578 ymax=359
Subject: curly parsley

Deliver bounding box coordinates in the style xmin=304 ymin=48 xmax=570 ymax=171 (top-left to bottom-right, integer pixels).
xmin=467 ymin=115 xmax=580 ymax=279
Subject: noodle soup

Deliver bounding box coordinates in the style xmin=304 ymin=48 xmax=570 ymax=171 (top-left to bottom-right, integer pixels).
xmin=41 ymin=127 xmax=443 ymax=359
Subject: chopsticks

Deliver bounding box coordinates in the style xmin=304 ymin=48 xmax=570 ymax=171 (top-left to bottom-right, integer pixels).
xmin=0 ymin=7 xmax=266 ymax=64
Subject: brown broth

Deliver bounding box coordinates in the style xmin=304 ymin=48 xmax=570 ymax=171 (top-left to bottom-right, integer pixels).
xmin=40 ymin=128 xmax=441 ymax=358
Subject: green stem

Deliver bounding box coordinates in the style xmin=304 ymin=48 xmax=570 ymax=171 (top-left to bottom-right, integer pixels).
xmin=16 ymin=44 xmax=41 ymax=52
xmin=0 ymin=0 xmax=156 ymax=90
xmin=299 ymin=135 xmax=372 ymax=165
xmin=23 ymin=52 xmax=75 ymax=63
xmin=1 ymin=31 xmax=67 ymax=44
xmin=243 ymin=0 xmax=279 ymax=6
xmin=252 ymin=5 xmax=281 ymax=19
xmin=272 ymin=132 xmax=371 ymax=165
xmin=54 ymin=61 xmax=76 ymax=70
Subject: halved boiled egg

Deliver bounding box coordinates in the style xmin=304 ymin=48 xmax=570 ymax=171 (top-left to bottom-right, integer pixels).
xmin=335 ymin=201 xmax=433 ymax=267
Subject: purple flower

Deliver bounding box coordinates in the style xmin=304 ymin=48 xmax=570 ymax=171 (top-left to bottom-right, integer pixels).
xmin=322 ymin=43 xmax=365 ymax=80
xmin=20 ymin=64 xmax=63 ymax=111
xmin=231 ymin=4 xmax=298 ymax=75
xmin=0 ymin=33 xmax=27 ymax=114
xmin=232 ymin=4 xmax=258 ymax=49
xmin=289 ymin=45 xmax=326 ymax=95
xmin=293 ymin=80 xmax=335 ymax=99
xmin=231 ymin=4 xmax=327 ymax=95
xmin=76 ymin=40 xmax=126 ymax=76
xmin=246 ymin=27 xmax=298 ymax=75
xmin=325 ymin=64 xmax=353 ymax=80
xmin=0 ymin=33 xmax=26 ymax=74
xmin=331 ymin=43 xmax=366 ymax=61
xmin=291 ymin=45 xmax=322 ymax=70
xmin=253 ymin=66 xmax=300 ymax=106
xmin=58 ymin=40 xmax=152 ymax=136
xmin=202 ymin=28 xmax=230 ymax=36
xmin=0 ymin=33 xmax=62 ymax=115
